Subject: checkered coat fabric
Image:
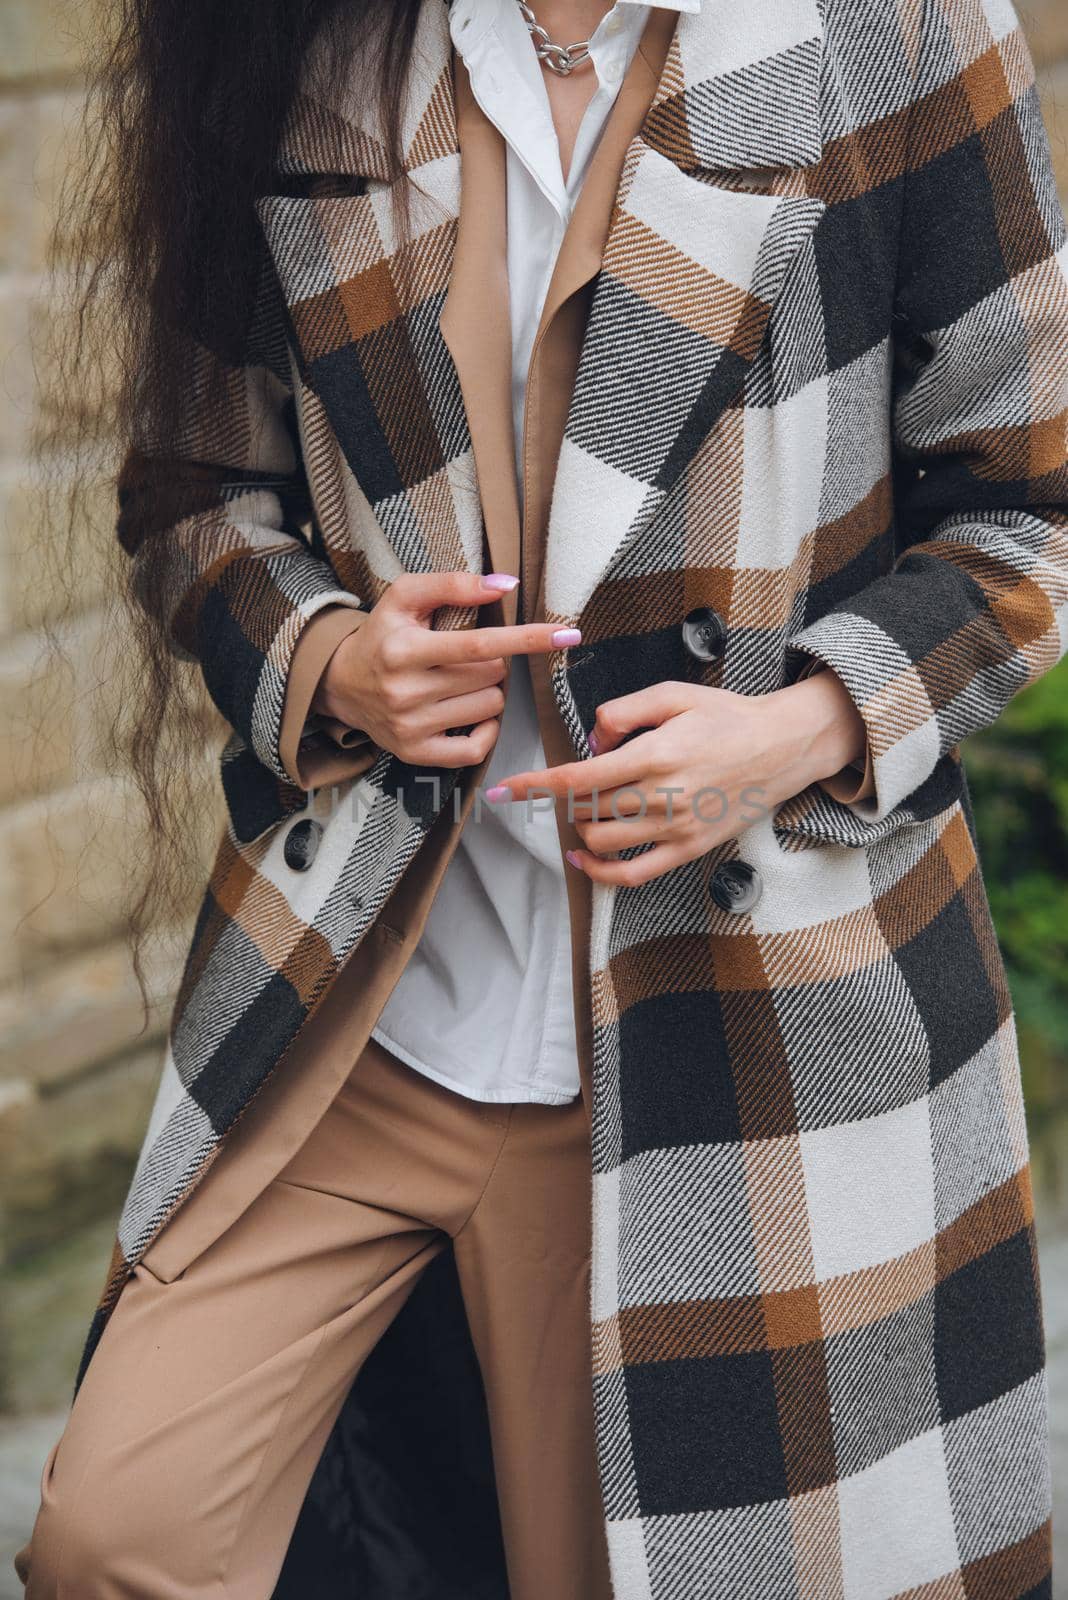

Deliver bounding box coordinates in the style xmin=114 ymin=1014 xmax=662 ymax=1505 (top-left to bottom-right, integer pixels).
xmin=87 ymin=0 xmax=1067 ymax=1594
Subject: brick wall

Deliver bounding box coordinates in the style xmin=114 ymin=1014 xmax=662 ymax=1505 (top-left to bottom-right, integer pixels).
xmin=0 ymin=0 xmax=1065 ymax=1408
xmin=0 ymin=4 xmax=220 ymax=1313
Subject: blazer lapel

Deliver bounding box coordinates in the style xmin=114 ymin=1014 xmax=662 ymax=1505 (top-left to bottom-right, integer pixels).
xmin=542 ymin=0 xmax=828 ymax=626
xmin=438 ymin=58 xmax=521 ymax=621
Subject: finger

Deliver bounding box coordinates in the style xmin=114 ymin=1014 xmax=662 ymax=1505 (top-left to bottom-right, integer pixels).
xmin=590 ymin=682 xmax=694 ymax=754
xmin=571 ymin=784 xmax=666 ymax=820
xmin=408 ymin=620 xmax=582 ymax=669
xmin=419 ymin=685 xmax=506 ymax=734
xmin=565 ymin=839 xmax=693 ymax=887
xmin=384 ymin=570 xmax=521 ymax=618
xmin=575 ymin=813 xmax=673 ymax=853
xmin=429 ymin=659 xmax=508 ymax=697
xmin=407 ymin=718 xmax=502 ymax=768
xmin=492 ymin=746 xmax=648 ymax=803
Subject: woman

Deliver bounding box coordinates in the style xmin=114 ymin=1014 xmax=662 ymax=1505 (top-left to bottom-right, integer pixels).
xmin=16 ymin=0 xmax=1066 ymax=1593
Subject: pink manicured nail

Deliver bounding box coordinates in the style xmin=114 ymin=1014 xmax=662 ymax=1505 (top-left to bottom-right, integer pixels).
xmin=482 ymin=573 xmax=520 ymax=591
xmin=588 ymin=730 xmax=600 ymax=755
xmin=552 ymin=627 xmax=582 ymax=648
xmin=484 ymin=784 xmax=512 ymax=802
xmin=566 ymin=850 xmax=584 ymax=869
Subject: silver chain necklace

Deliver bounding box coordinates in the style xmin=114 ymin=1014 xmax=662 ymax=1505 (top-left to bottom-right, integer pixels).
xmin=515 ymin=2 xmax=593 ymax=76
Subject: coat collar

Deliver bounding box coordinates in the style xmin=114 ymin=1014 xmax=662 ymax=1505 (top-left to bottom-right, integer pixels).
xmin=278 ymin=1 xmax=461 ymax=182
xmin=644 ymin=0 xmax=824 ymax=172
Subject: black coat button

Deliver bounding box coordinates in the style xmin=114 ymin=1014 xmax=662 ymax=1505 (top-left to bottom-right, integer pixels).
xmin=709 ymin=859 xmax=762 ymax=914
xmin=681 ymin=606 xmax=727 ymax=663
xmin=283 ymin=817 xmax=323 ymax=872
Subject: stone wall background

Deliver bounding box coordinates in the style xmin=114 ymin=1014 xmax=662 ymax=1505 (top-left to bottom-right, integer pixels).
xmin=0 ymin=0 xmax=1066 ymax=1585
xmin=0 ymin=0 xmax=222 ymax=1415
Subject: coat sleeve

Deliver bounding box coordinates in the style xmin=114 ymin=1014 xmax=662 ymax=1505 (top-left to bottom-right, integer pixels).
xmin=116 ymin=269 xmax=371 ymax=790
xmin=278 ymin=604 xmax=378 ymax=790
xmin=784 ymin=0 xmax=1068 ymax=838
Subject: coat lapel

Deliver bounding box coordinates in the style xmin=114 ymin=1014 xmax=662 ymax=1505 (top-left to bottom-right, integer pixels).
xmin=258 ymin=2 xmax=486 ymax=609
xmin=542 ymin=0 xmax=828 ymax=626
xmin=523 ymin=5 xmax=680 ymax=623
xmin=440 ymin=6 xmax=681 ymax=629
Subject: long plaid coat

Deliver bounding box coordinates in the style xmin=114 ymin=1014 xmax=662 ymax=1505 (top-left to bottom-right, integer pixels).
xmin=85 ymin=0 xmax=1068 ymax=1593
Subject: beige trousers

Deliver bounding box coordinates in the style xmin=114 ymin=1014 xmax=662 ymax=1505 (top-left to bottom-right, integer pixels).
xmin=17 ymin=1035 xmax=612 ymax=1599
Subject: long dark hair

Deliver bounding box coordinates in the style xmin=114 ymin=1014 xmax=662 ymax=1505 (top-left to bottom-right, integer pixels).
xmin=45 ymin=0 xmax=421 ymax=1002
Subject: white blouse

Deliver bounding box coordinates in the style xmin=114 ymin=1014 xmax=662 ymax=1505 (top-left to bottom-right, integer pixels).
xmin=372 ymin=0 xmax=692 ymax=1104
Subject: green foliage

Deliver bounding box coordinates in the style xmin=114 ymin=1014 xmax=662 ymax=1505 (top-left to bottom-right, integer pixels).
xmin=966 ymin=657 xmax=1068 ymax=1200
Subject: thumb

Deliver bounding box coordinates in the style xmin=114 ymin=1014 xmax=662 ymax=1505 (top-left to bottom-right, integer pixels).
xmin=384 ymin=569 xmax=520 ymax=619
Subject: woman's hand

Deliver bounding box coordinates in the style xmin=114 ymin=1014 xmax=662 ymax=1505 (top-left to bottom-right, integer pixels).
xmin=487 ymin=673 xmax=867 ymax=885
xmin=313 ymin=571 xmax=581 ymax=768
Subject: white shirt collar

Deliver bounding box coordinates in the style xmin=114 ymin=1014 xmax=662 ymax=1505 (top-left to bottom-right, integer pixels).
xmin=449 ymin=0 xmax=698 ymax=214
xmin=452 ymin=0 xmax=700 ymax=55
xmin=619 ymin=0 xmax=701 ymax=11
